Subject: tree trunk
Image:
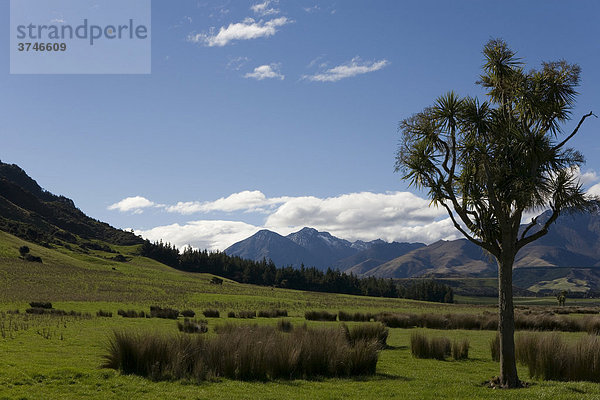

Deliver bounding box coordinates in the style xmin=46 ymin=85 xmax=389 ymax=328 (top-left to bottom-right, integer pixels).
xmin=497 ymin=250 xmax=520 ymax=388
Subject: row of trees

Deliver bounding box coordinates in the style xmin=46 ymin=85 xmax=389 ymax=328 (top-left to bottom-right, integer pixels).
xmin=139 ymin=240 xmax=452 ymax=301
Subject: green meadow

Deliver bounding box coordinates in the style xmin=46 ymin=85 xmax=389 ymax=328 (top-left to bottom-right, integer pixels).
xmin=2 ymin=231 xmax=600 ymax=399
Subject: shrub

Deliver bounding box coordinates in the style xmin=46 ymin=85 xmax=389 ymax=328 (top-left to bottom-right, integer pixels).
xmin=117 ymin=309 xmax=147 ymax=318
xmin=150 ymin=306 xmax=179 ymax=320
xmin=452 ymin=338 xmax=469 ymax=360
xmin=338 ymin=311 xmax=372 ymax=322
xmin=97 ymin=310 xmax=113 ymax=318
xmin=203 ymin=309 xmax=220 ymax=318
xmin=103 ymin=325 xmax=380 ymax=381
xmin=276 ymin=319 xmax=293 ymax=332
xmin=305 ymin=310 xmax=337 ymax=321
xmin=410 ymin=332 xmax=451 ymax=360
xmin=25 ymin=254 xmax=43 ymax=263
xmin=344 ymin=323 xmax=388 ymax=349
xmin=177 ymin=318 xmax=208 ymax=334
xmin=258 ymin=309 xmax=288 ymax=318
xmin=29 ymin=302 xmax=52 ymax=309
xmin=181 ymin=310 xmax=195 ymax=318
xmin=490 ymin=334 xmax=500 ymax=362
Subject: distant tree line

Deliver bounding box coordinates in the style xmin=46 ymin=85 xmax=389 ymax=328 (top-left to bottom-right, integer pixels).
xmin=140 ymin=240 xmax=453 ymax=303
xmin=397 ymin=280 xmax=454 ymax=303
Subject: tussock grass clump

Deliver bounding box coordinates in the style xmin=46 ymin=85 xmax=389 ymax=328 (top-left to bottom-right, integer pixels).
xmin=276 ymin=319 xmax=293 ymax=332
xmin=103 ymin=324 xmax=380 ymax=381
xmin=181 ymin=310 xmax=195 ymax=318
xmin=258 ymin=309 xmax=288 ymax=318
xmin=26 ymin=308 xmax=89 ymax=317
xmin=410 ymin=332 xmax=451 ymax=360
xmin=237 ymin=310 xmax=256 ymax=319
xmin=305 ymin=310 xmax=337 ymax=321
xmin=202 ymin=309 xmax=220 ymax=318
xmin=452 ymin=338 xmax=469 ymax=360
xmin=343 ymin=322 xmax=388 ymax=349
xmin=150 ymin=306 xmax=179 ymax=320
xmin=97 ymin=310 xmax=113 ymax=318
xmin=490 ymin=334 xmax=500 ymax=361
xmin=338 ymin=311 xmax=372 ymax=322
xmin=375 ymin=313 xmax=417 ymax=328
xmin=515 ymin=332 xmax=600 ymax=382
xmin=177 ymin=318 xmax=208 ymax=334
xmin=227 ymin=311 xmax=236 ymax=318
xmin=117 ymin=309 xmax=147 ymax=318
xmin=29 ymin=302 xmax=52 ymax=309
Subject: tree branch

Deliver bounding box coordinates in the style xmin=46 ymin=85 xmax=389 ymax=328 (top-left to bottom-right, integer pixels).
xmin=519 ymin=215 xmax=539 ymax=241
xmin=517 ymin=208 xmax=559 ymax=250
xmin=440 ymin=201 xmax=498 ymax=257
xmin=553 ymin=112 xmax=596 ymax=151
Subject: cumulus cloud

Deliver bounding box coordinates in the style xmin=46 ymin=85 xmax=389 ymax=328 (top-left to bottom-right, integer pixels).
xmin=263 ymin=191 xmax=454 ymax=243
xmin=135 ymin=220 xmax=261 ymax=251
xmin=251 ymin=0 xmax=279 ymax=16
xmin=121 ymin=191 xmax=462 ymax=249
xmin=108 ymin=196 xmax=156 ymax=214
xmin=304 ymin=57 xmax=389 ymax=82
xmin=166 ymin=190 xmax=290 ymax=214
xmin=244 ymin=64 xmax=284 ymax=80
xmin=188 ymin=17 xmax=290 ymax=47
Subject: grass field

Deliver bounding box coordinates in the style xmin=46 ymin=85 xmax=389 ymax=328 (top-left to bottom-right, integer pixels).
xmin=2 ymin=231 xmax=600 ymax=399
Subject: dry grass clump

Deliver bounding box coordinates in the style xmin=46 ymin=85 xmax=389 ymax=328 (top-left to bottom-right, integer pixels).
xmin=150 ymin=306 xmax=179 ymax=320
xmin=343 ymin=322 xmax=388 ymax=349
xmin=515 ymin=332 xmax=600 ymax=382
xmin=202 ymin=309 xmax=220 ymax=318
xmin=410 ymin=332 xmax=451 ymax=360
xmin=338 ymin=311 xmax=373 ymax=322
xmin=103 ymin=324 xmax=380 ymax=381
xmin=490 ymin=333 xmax=500 ymax=362
xmin=452 ymin=338 xmax=469 ymax=360
xmin=117 ymin=309 xmax=147 ymax=318
xmin=97 ymin=310 xmax=113 ymax=318
xmin=258 ymin=309 xmax=288 ymax=318
xmin=177 ymin=318 xmax=208 ymax=334
xmin=305 ymin=310 xmax=337 ymax=321
xmin=276 ymin=319 xmax=293 ymax=332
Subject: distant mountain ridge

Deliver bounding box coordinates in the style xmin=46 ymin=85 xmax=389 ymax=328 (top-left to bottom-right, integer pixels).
xmin=225 ymin=209 xmax=600 ymax=293
xmin=225 ymin=227 xmax=424 ymax=271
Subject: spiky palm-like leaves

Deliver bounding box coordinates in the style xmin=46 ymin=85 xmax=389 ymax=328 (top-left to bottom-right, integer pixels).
xmin=396 ymin=39 xmax=596 ymax=388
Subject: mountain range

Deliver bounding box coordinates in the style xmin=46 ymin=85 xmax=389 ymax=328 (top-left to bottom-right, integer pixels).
xmin=3 ymin=158 xmax=600 ymax=294
xmin=225 ymin=210 xmax=600 ymax=293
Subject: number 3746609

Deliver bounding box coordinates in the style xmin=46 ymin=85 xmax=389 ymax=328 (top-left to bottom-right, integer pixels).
xmin=17 ymin=43 xmax=67 ymax=52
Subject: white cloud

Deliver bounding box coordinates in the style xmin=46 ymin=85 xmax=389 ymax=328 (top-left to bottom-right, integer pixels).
xmin=166 ymin=190 xmax=290 ymax=214
xmin=575 ymin=167 xmax=599 ymax=187
xmin=244 ymin=64 xmax=284 ymax=80
xmin=303 ymin=5 xmax=320 ymax=13
xmin=226 ymin=56 xmax=250 ymax=71
xmin=108 ymin=196 xmax=156 ymax=214
xmin=126 ymin=191 xmax=461 ymax=249
xmin=304 ymin=57 xmax=389 ymax=82
xmin=135 ymin=220 xmax=261 ymax=251
xmin=251 ymin=0 xmax=279 ymax=16
xmin=588 ymin=183 xmax=600 ymax=197
xmin=188 ymin=17 xmax=290 ymax=47
xmin=264 ymin=191 xmax=453 ymax=243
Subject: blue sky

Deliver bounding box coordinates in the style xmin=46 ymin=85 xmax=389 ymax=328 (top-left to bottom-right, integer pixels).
xmin=2 ymin=0 xmax=599 ymax=250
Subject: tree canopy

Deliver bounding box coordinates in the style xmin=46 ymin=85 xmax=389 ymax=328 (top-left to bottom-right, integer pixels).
xmin=396 ymin=39 xmax=596 ymax=388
